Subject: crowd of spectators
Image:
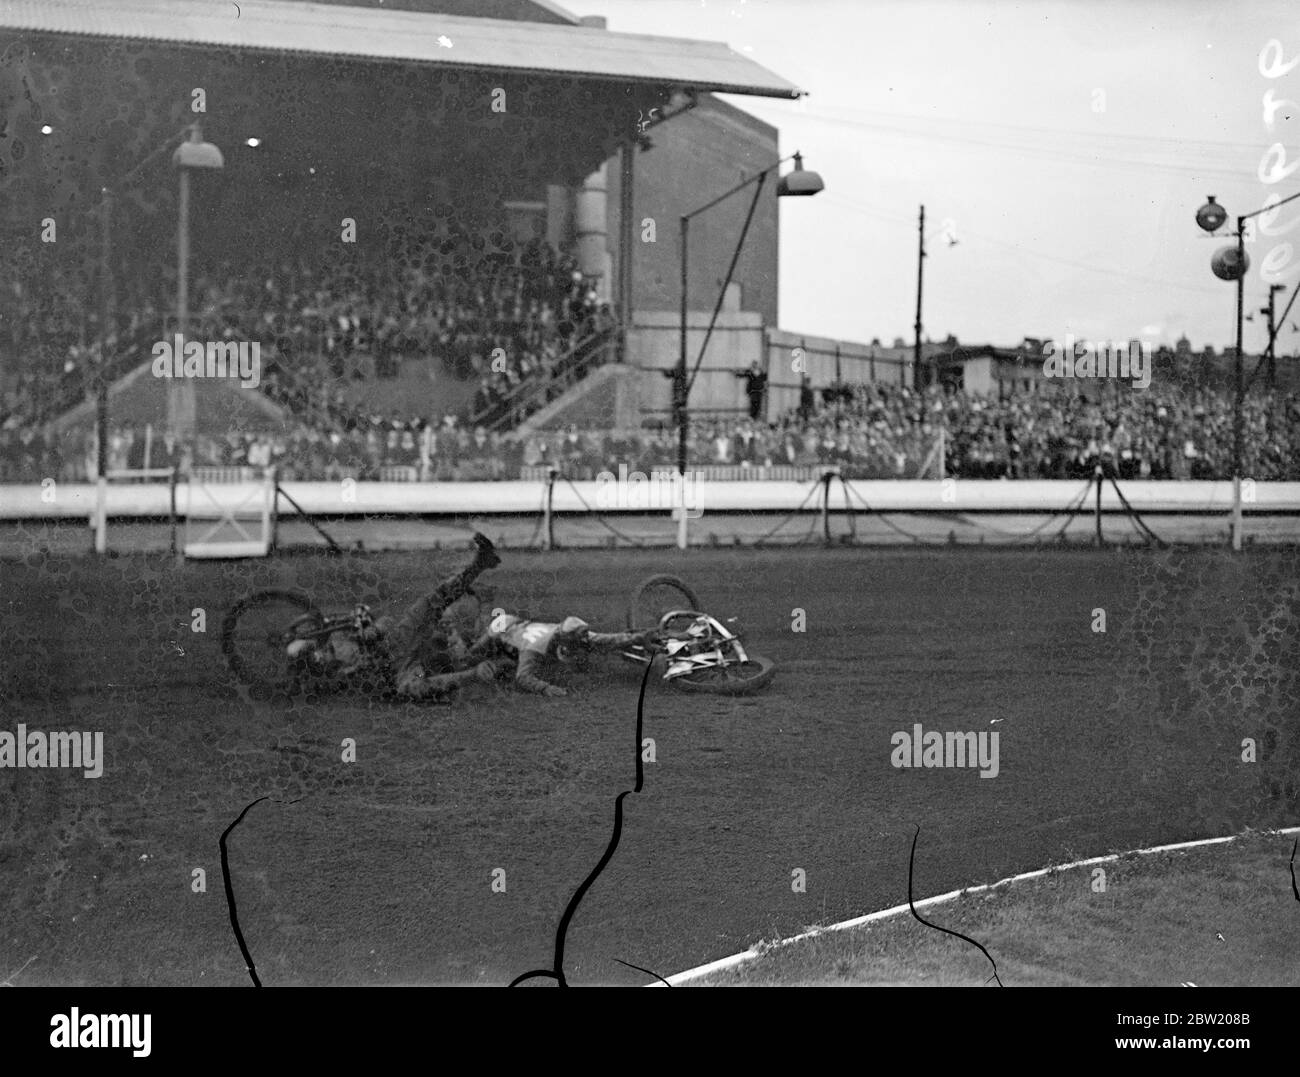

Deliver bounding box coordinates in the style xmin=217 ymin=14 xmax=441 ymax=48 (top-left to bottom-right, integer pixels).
xmin=6 ymin=380 xmax=1296 ymax=484
xmin=801 ymin=381 xmax=1300 ymax=481
xmin=192 ymin=230 xmax=613 ymax=433
xmin=0 ymin=414 xmax=507 ymax=483
xmin=507 ymin=380 xmax=1300 ymax=482
xmin=3 ymin=221 xmax=1296 ymax=484
xmin=465 ymin=265 xmax=618 ymax=429
xmin=2 ymin=217 xmax=610 ymax=421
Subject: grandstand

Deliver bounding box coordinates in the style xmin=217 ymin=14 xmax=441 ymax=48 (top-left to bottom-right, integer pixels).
xmin=0 ymin=0 xmax=801 ymax=470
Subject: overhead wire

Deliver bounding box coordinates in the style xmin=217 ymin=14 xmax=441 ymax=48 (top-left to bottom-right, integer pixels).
xmin=761 ymin=105 xmax=1250 ymax=181
xmin=820 ymin=191 xmax=1232 ymax=299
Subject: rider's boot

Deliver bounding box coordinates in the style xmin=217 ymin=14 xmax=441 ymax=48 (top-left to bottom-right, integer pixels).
xmin=433 ymin=532 xmax=501 ymax=607
xmin=396 ymin=663 xmax=495 ymax=700
xmin=471 ymin=531 xmax=502 ymax=569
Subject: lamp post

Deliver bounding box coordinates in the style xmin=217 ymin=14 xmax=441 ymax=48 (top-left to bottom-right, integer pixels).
xmin=675 ymin=151 xmax=824 ymax=548
xmin=171 ymin=123 xmax=225 ymax=456
xmin=89 ymin=123 xmax=222 ymax=553
xmin=1196 ymin=191 xmax=1300 ymax=550
xmin=94 ymin=188 xmax=114 ymax=554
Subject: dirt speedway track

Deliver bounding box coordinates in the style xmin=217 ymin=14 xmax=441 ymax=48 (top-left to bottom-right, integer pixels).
xmin=1 ymin=546 xmax=1295 ymax=986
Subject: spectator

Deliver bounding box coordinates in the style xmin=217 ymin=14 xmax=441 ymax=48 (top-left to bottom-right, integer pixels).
xmin=735 ymin=361 xmax=768 ymax=420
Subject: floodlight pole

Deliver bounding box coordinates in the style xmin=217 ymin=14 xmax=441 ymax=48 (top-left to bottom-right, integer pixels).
xmin=1197 ymin=189 xmax=1300 ymax=551
xmin=81 ymin=123 xmax=216 ymax=553
xmin=95 ymin=187 xmax=113 ymax=554
xmin=172 ymin=131 xmax=195 ymax=454
xmin=1232 ymin=216 xmax=1244 ymax=551
xmin=1230 ymin=197 xmax=1300 ymax=549
xmin=170 ymin=122 xmax=224 ymax=460
xmin=674 ymin=152 xmax=823 ymax=549
xmin=677 ymin=213 xmax=690 ymax=549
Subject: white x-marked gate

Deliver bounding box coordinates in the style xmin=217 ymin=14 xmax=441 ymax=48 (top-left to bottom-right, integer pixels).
xmin=182 ymin=468 xmax=276 ymax=558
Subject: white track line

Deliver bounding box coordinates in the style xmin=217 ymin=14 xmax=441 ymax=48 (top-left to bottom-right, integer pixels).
xmin=650 ymin=825 xmax=1300 ymax=986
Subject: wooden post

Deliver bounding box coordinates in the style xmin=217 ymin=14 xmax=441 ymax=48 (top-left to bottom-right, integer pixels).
xmin=1094 ymin=465 xmax=1104 ymax=547
xmin=169 ymin=466 xmax=178 ymax=560
xmin=821 ymin=469 xmax=834 ymax=545
xmin=543 ymin=466 xmax=558 ymax=550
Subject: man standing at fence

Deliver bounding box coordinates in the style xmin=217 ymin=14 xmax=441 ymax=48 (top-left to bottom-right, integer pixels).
xmin=736 ymin=361 xmax=768 ymax=421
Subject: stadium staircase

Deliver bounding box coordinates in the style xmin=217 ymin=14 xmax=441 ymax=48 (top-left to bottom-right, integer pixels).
xmin=48 ymin=355 xmax=290 ymax=441
xmin=509 ymin=361 xmax=641 ymax=435
xmin=466 ymin=323 xmax=624 ymax=433
xmin=30 ymin=320 xmax=159 ymax=428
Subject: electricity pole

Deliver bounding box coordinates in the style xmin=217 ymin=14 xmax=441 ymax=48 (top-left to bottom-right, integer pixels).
xmin=1263 ymin=283 xmax=1285 ymax=387
xmin=913 ymin=204 xmax=925 ymax=389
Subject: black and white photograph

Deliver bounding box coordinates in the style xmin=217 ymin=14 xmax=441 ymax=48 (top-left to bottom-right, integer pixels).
xmin=0 ymin=0 xmax=1296 ymax=1048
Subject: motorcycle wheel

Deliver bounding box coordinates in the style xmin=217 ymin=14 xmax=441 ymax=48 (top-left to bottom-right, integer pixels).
xmin=222 ymin=589 xmax=322 ymax=699
xmin=627 ymin=574 xmax=701 ymax=631
xmin=669 ymin=654 xmax=776 ymax=696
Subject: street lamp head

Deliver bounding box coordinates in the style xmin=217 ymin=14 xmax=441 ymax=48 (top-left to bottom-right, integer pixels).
xmin=173 ymin=125 xmax=224 ymax=170
xmin=174 ymin=141 xmax=224 ymax=169
xmin=1211 ymin=244 xmax=1250 ymax=281
xmin=777 ymin=152 xmax=824 ymax=197
xmin=1196 ymin=195 xmax=1227 ymax=233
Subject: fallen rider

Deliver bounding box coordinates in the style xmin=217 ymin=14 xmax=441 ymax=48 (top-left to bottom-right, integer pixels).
xmin=286 ymin=532 xmax=502 ymax=700
xmin=472 ymin=611 xmax=659 ymax=697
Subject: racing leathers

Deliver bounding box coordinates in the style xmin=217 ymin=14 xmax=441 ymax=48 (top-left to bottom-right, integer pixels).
xmin=306 ymin=534 xmax=500 ymax=699
xmin=474 ymin=613 xmax=652 ymax=696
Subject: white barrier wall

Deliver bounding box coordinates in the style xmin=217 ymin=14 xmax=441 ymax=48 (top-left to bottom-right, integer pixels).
xmin=3 ymin=479 xmax=1300 ymax=519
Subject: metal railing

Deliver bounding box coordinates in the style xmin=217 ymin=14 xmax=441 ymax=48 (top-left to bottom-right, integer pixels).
xmin=191 ymin=466 xmax=260 ymax=484
xmin=466 ymin=325 xmax=621 ymax=432
xmin=520 ymin=463 xmax=845 ymax=483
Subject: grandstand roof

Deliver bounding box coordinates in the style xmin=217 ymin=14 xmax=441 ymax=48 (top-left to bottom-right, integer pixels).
xmin=2 ymin=0 xmax=803 ymax=98
xmin=289 ymin=0 xmax=584 ymax=26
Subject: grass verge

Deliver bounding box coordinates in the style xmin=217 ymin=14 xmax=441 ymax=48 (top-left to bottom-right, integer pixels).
xmin=690 ymin=830 xmax=1300 ymax=986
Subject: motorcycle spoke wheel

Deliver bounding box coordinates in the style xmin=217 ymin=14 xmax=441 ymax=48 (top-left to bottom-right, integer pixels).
xmin=670 ymin=655 xmax=776 ymax=696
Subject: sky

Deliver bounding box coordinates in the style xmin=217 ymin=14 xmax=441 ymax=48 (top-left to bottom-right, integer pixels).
xmin=567 ymin=0 xmax=1300 ymax=354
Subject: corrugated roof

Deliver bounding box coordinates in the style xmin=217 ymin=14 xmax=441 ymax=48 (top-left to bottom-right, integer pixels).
xmin=1 ymin=0 xmax=803 ymax=98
